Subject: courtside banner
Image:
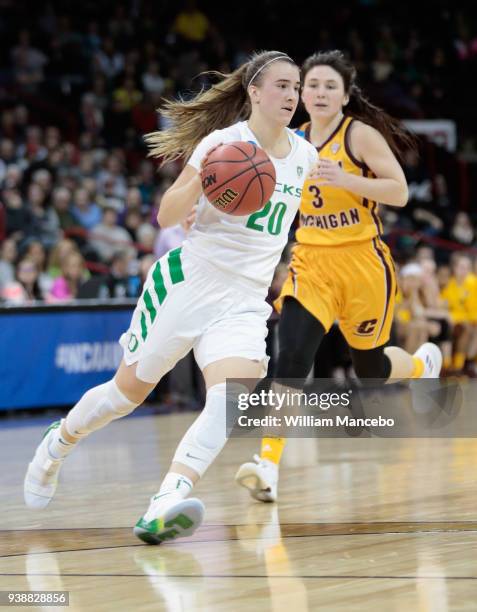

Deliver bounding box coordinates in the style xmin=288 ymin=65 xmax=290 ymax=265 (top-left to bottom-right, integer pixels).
xmin=225 ymin=378 xmax=473 ymax=438
xmin=0 ymin=306 xmax=133 ymax=410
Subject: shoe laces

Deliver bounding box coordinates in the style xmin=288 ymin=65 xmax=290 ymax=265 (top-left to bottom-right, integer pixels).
xmin=253 ymin=454 xmax=273 ymax=469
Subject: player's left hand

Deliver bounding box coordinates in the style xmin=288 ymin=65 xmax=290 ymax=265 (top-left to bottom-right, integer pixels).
xmin=316 ymin=158 xmax=349 ymax=187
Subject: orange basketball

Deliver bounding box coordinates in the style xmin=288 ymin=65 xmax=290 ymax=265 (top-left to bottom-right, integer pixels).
xmin=200 ymin=142 xmax=276 ymax=216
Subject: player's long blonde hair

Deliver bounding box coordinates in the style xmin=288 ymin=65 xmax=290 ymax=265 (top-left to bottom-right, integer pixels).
xmin=145 ymin=51 xmax=296 ymax=164
xmin=302 ymin=50 xmax=417 ymax=159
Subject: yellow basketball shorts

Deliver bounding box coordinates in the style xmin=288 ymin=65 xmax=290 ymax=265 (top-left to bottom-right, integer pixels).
xmin=275 ymin=239 xmax=397 ymax=350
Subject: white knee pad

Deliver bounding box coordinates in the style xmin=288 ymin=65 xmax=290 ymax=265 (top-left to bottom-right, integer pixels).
xmin=65 ymin=379 xmax=139 ymax=438
xmin=173 ymin=382 xmax=245 ymax=478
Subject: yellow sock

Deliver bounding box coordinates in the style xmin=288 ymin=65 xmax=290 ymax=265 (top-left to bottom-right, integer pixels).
xmin=443 ymin=355 xmax=452 ymax=370
xmin=453 ymin=352 xmax=466 ymax=371
xmin=261 ymin=437 xmax=286 ymax=464
xmin=411 ymin=356 xmax=424 ymax=378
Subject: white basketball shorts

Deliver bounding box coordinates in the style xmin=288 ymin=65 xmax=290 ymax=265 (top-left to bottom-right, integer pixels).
xmin=119 ymin=247 xmax=272 ymax=383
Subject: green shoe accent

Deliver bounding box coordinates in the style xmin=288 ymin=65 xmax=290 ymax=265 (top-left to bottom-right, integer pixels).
xmin=42 ymin=420 xmax=61 ymax=440
xmin=135 ymin=513 xmax=194 ymax=535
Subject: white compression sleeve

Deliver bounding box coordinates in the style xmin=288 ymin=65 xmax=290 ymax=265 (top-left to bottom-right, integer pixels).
xmin=64 ymin=379 xmax=138 ymax=438
xmin=171 ymin=382 xmax=229 ymax=478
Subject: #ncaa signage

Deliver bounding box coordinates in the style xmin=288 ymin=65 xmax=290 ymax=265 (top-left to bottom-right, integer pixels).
xmin=0 ymin=304 xmax=133 ymax=410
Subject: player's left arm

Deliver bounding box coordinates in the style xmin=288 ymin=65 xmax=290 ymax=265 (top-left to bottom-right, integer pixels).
xmin=314 ymin=123 xmax=408 ymax=207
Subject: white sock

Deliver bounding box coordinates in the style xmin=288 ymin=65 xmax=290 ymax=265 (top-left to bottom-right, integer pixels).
xmin=48 ymin=424 xmax=76 ymax=460
xmin=157 ymin=472 xmax=194 ymax=500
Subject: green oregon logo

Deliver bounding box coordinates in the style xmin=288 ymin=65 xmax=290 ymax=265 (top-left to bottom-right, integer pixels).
xmin=128 ymin=333 xmax=139 ymax=352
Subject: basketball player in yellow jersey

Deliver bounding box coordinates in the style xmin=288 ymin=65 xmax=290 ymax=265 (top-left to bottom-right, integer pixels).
xmin=236 ymin=50 xmax=443 ymax=502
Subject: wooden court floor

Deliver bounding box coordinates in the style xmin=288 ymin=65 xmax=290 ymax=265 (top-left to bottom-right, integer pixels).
xmin=1 ymin=410 xmax=477 ymax=611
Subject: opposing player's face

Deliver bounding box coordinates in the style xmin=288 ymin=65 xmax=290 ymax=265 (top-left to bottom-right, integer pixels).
xmin=251 ymin=62 xmax=300 ymax=126
xmin=301 ymin=65 xmax=349 ymax=120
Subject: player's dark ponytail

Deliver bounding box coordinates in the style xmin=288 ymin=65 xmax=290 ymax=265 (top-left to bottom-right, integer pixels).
xmin=302 ymin=50 xmax=417 ymax=159
xmin=146 ymin=51 xmax=296 ymax=165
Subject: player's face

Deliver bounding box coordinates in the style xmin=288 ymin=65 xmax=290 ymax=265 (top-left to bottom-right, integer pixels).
xmin=250 ymin=62 xmax=300 ymax=126
xmin=301 ymin=65 xmax=349 ymax=121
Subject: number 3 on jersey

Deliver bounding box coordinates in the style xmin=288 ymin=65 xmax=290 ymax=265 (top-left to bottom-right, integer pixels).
xmin=246 ymin=201 xmax=287 ymax=235
xmin=308 ymin=184 xmax=323 ymax=208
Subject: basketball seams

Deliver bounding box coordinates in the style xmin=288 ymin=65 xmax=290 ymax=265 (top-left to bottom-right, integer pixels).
xmin=229 ymin=142 xmax=257 ymax=163
xmin=227 ymin=173 xmax=262 ymax=214
xmin=201 ymin=141 xmax=276 ymax=215
xmin=204 ymin=158 xmax=273 ymax=197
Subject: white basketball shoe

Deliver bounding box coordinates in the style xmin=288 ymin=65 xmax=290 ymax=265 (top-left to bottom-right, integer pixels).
xmin=414 ymin=342 xmax=443 ymax=378
xmin=134 ymin=493 xmax=205 ymax=545
xmin=24 ymin=420 xmax=65 ymax=509
xmin=235 ymin=455 xmax=279 ymax=503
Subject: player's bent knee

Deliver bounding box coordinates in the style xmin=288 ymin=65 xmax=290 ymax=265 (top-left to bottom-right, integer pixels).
xmin=350 ymin=346 xmax=391 ymax=381
xmin=276 ymin=350 xmax=314 ymax=379
xmin=65 ymin=379 xmax=140 ymax=438
xmin=114 ymin=360 xmax=156 ymax=405
xmin=172 ymin=382 xmax=246 ymax=478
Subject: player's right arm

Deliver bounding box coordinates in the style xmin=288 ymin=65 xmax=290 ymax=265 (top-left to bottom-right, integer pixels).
xmin=157 ymin=130 xmax=226 ymax=228
xmin=157 ymin=166 xmax=202 ymax=228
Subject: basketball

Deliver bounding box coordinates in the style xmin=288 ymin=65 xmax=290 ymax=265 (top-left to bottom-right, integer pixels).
xmin=200 ymin=142 xmax=276 ymax=216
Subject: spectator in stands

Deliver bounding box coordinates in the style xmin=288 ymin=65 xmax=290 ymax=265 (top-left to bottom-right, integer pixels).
xmin=21 ymin=238 xmax=53 ymax=295
xmin=96 ymin=155 xmax=127 ymax=201
xmin=136 ymin=161 xmax=156 ymax=206
xmin=31 ymin=168 xmax=53 ymax=201
xmin=47 ymin=238 xmax=81 ymax=279
xmin=1 ymin=257 xmax=43 ymax=303
xmin=93 ymin=37 xmax=124 ymax=82
xmin=420 ymin=258 xmax=453 ymax=372
xmin=415 ymin=245 xmax=436 ymax=263
xmin=449 ymin=212 xmax=475 ymax=247
xmin=142 ymin=61 xmax=166 ymax=96
xmin=123 ymin=209 xmax=143 ymax=242
xmin=113 ymin=78 xmax=143 ymax=113
xmin=395 ymin=263 xmax=437 ymax=354
xmin=440 ymin=254 xmax=477 ymax=373
xmin=136 ymin=223 xmax=157 ymax=254
xmin=80 ymin=93 xmax=104 ymax=138
xmin=0 ymin=238 xmax=17 ymax=290
xmin=48 ymin=251 xmax=87 ymax=302
xmin=11 ymin=29 xmax=48 ymax=93
xmin=18 ymin=126 xmax=47 ymax=163
xmin=78 ymin=249 xmax=134 ymax=299
xmin=90 ymin=205 xmax=134 ymax=262
xmin=26 ymin=183 xmax=61 ymax=248
xmin=172 ymin=0 xmax=211 ymax=47
xmin=71 ymin=187 xmax=102 ymax=230
xmin=2 ymin=164 xmax=23 ymax=191
xmin=108 ymin=5 xmax=134 ymax=46
xmin=0 ymin=139 xmax=17 ymax=182
xmin=4 ymin=189 xmax=31 ymax=241
xmin=51 ymin=187 xmax=75 ymax=231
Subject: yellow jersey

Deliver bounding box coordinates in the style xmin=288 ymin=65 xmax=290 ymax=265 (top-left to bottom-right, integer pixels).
xmin=440 ymin=273 xmax=477 ymax=323
xmin=295 ymin=116 xmax=383 ymax=246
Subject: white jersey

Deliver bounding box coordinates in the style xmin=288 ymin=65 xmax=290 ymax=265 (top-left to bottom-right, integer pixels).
xmin=184 ymin=120 xmax=318 ymax=296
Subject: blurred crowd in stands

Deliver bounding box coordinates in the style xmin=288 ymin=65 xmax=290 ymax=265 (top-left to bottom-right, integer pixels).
xmin=1 ymin=0 xmax=477 ymax=377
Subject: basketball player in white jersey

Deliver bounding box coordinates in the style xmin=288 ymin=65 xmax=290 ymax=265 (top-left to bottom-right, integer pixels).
xmin=24 ymin=50 xmax=318 ymax=544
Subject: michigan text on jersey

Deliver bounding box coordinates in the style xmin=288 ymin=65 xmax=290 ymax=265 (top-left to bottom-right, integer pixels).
xmin=299 ymin=207 xmax=360 ymax=229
